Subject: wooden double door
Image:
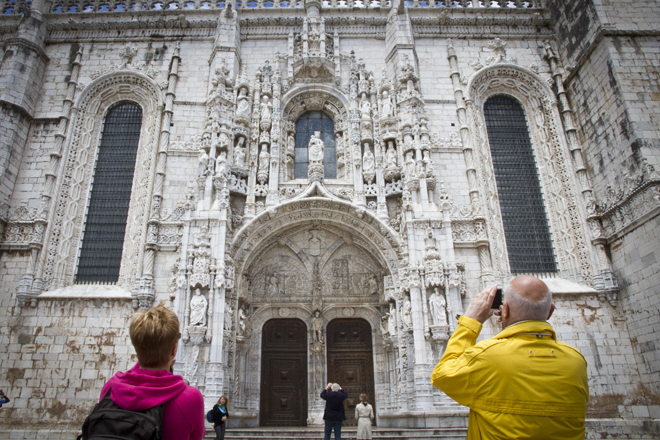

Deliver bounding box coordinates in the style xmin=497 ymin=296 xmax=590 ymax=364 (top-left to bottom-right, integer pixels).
xmin=326 ymin=318 xmax=375 ymax=427
xmin=260 ymin=318 xmax=375 ymax=427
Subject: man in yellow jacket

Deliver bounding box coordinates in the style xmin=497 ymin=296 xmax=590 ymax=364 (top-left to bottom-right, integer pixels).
xmin=431 ymin=276 xmax=588 ymax=440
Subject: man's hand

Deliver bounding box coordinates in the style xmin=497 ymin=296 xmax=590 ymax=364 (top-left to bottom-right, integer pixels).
xmin=464 ymin=285 xmax=497 ymax=324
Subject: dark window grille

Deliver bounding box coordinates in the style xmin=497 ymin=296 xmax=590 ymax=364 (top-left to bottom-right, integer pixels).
xmin=76 ymin=102 xmax=143 ymax=283
xmin=294 ymin=111 xmax=336 ymax=179
xmin=483 ymin=96 xmax=557 ymax=273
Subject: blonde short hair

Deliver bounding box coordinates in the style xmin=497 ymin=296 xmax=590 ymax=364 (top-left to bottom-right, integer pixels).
xmin=129 ymin=304 xmax=180 ymax=368
xmin=359 ymin=393 xmax=368 ymax=402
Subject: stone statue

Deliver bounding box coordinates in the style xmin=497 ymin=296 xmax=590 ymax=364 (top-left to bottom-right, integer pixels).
xmin=287 ymin=133 xmax=295 ymax=156
xmin=366 ymin=274 xmax=378 ymax=295
xmin=312 ymin=310 xmax=323 ymax=344
xmin=363 ymin=148 xmax=375 ymax=172
xmin=381 ymin=91 xmax=392 ymax=117
xmin=428 ymin=287 xmax=447 ymax=326
xmin=402 ymin=300 xmax=412 ymax=329
xmin=234 ymin=137 xmax=246 ymax=167
xmin=386 ymin=142 xmax=397 ymax=168
xmin=224 ymin=301 xmax=233 ymax=330
xmin=405 ymin=151 xmax=415 ymax=178
xmin=198 ymin=149 xmax=209 ymax=176
xmin=335 ymin=132 xmax=343 ymax=152
xmin=260 ymin=95 xmax=272 ymax=120
xmin=361 ymin=94 xmax=371 ymax=119
xmin=236 ymin=87 xmax=250 ymax=116
xmin=258 ymin=144 xmax=270 ymax=175
xmin=268 ymin=274 xmax=281 ymax=296
xmin=387 ymin=302 xmax=397 ymax=336
xmin=189 ymin=288 xmax=208 ymax=326
xmin=238 ymin=306 xmax=250 ymax=336
xmin=308 ymin=132 xmax=325 ymax=163
xmin=423 ymin=149 xmax=433 ymax=175
xmin=215 ymin=151 xmax=227 ymax=176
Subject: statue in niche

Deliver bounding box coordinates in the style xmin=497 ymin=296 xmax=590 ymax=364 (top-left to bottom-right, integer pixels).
xmin=215 ymin=151 xmax=227 ymax=176
xmin=308 ymin=132 xmax=325 ymax=163
xmin=428 ymin=288 xmax=447 ymax=326
xmin=234 ymin=137 xmax=246 ymax=167
xmin=311 ymin=310 xmax=324 ymax=344
xmin=362 ymin=148 xmax=375 ymax=172
xmin=189 ymin=288 xmax=208 ymax=327
xmin=360 ymin=93 xmax=371 ymax=119
xmin=381 ymin=91 xmax=393 ymax=118
xmin=308 ymin=230 xmax=322 ymax=257
xmin=386 ymin=142 xmax=397 ymax=168
xmin=387 ymin=303 xmax=397 ymax=336
xmin=258 ymin=144 xmax=270 ymax=175
xmin=238 ymin=306 xmax=251 ymax=336
xmin=224 ymin=301 xmax=233 ymax=331
xmin=260 ymin=95 xmax=272 ymax=120
xmin=287 ymin=133 xmax=295 ymax=156
xmin=198 ymin=149 xmax=209 ymax=176
xmin=405 ymin=151 xmax=415 ymax=178
xmin=218 ymin=132 xmax=230 ymax=150
xmin=335 ymin=133 xmax=343 ymax=152
xmin=194 ymin=226 xmax=211 ymax=248
xmin=236 ymin=87 xmax=250 ymax=116
xmin=423 ymin=150 xmax=433 ymax=175
xmin=402 ymin=299 xmax=412 ymax=330
xmin=366 ymin=274 xmax=378 ymax=295
xmin=268 ymin=274 xmax=282 ymax=296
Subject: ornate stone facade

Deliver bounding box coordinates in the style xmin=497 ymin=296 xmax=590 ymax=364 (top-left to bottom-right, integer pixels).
xmin=1 ymin=0 xmax=659 ymax=436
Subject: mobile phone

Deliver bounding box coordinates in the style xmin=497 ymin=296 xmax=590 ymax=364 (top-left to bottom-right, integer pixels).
xmin=491 ymin=288 xmax=503 ymax=309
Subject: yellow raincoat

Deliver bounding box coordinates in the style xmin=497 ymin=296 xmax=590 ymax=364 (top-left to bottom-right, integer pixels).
xmin=431 ymin=316 xmax=588 ymax=440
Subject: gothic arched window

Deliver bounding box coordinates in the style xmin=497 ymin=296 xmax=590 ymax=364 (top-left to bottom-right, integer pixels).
xmin=75 ymin=102 xmax=143 ymax=283
xmin=483 ymin=95 xmax=557 ymax=273
xmin=294 ymin=111 xmax=336 ymax=179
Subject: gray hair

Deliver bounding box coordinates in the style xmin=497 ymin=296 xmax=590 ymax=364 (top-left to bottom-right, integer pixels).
xmin=331 ymin=383 xmax=340 ymax=392
xmin=504 ymin=282 xmax=552 ymax=321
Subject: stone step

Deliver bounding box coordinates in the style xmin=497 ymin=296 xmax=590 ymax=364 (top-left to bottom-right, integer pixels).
xmin=206 ymin=427 xmax=468 ymax=440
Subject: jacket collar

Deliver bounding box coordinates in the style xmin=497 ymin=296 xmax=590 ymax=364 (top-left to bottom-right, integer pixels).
xmin=494 ymin=320 xmax=556 ymax=340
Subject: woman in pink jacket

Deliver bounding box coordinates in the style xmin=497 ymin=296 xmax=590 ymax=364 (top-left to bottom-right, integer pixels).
xmin=99 ymin=304 xmax=205 ymax=440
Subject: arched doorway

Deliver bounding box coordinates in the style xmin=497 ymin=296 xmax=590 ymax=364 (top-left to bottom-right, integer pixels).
xmin=260 ymin=319 xmax=308 ymax=426
xmin=326 ymin=318 xmax=375 ymax=426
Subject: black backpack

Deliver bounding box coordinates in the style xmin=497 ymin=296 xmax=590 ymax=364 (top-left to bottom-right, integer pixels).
xmin=77 ymin=390 xmax=164 ymax=440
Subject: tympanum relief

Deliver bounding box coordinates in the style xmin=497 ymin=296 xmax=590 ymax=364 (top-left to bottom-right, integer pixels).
xmin=246 ymin=226 xmax=382 ymax=305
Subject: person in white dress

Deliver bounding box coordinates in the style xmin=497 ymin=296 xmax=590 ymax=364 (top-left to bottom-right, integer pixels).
xmin=355 ymin=393 xmax=374 ymax=440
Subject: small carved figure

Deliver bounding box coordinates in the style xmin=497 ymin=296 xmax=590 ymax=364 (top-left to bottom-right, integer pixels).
xmin=423 ymin=150 xmax=433 ymax=175
xmin=308 ymin=132 xmax=325 ymax=163
xmin=234 ymin=137 xmax=246 ymax=167
xmin=224 ymin=302 xmax=233 ymax=330
xmin=198 ymin=149 xmax=209 ymax=176
xmin=260 ymin=95 xmax=272 ymax=120
xmin=362 ymin=148 xmax=375 ymax=172
xmin=405 ymin=151 xmax=415 ymax=178
xmin=312 ymin=310 xmax=324 ymax=344
xmin=268 ymin=274 xmax=281 ymax=296
xmin=387 ymin=302 xmax=397 ymax=336
xmin=215 ymin=151 xmax=227 ymax=176
xmin=238 ymin=306 xmax=251 ymax=336
xmin=428 ymin=288 xmax=448 ymax=326
xmin=258 ymin=144 xmax=270 ymax=175
xmin=386 ymin=142 xmax=397 ymax=168
xmin=236 ymin=87 xmax=250 ymax=116
xmin=381 ymin=91 xmax=393 ymax=117
xmin=402 ymin=300 xmax=412 ymax=329
xmin=361 ymin=94 xmax=371 ymax=119
xmin=189 ymin=288 xmax=208 ymax=327
xmin=366 ymin=274 xmax=378 ymax=295
xmin=287 ymin=133 xmax=295 ymax=156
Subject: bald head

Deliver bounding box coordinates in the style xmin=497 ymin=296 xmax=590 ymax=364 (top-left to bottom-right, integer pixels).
xmin=502 ymin=276 xmax=553 ymax=326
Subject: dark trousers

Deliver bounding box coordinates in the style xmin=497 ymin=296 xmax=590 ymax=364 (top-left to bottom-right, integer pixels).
xmin=324 ymin=420 xmax=342 ymax=440
xmin=214 ymin=423 xmax=226 ymax=440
